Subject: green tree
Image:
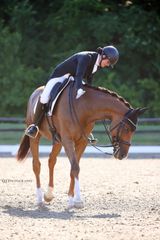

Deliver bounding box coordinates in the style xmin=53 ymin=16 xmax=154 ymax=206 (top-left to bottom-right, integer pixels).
xmin=0 ymin=0 xmax=159 ymax=116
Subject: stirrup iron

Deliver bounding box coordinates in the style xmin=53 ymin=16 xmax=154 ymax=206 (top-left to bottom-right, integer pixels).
xmin=25 ymin=124 xmax=39 ymax=138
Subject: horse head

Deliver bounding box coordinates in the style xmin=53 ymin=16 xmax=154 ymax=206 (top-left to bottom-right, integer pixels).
xmin=109 ymin=107 xmax=147 ymax=160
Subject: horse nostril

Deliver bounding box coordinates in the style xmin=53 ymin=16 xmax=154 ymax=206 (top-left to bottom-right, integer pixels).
xmin=121 ymin=153 xmax=126 ymax=159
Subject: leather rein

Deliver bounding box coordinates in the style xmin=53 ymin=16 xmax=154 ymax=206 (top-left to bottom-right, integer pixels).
xmin=69 ymin=83 xmax=136 ymax=156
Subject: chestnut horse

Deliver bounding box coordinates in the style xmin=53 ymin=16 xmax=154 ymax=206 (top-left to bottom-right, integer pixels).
xmin=17 ymin=83 xmax=146 ymax=208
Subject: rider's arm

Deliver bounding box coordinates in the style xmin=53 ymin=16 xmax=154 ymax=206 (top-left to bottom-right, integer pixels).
xmin=74 ymin=54 xmax=91 ymax=89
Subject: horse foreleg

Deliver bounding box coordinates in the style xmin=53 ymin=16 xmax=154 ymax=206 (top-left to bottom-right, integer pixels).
xmin=68 ymin=139 xmax=88 ymax=197
xmin=30 ymin=135 xmax=43 ymax=205
xmin=65 ymin=139 xmax=87 ymax=208
xmin=44 ymin=142 xmax=62 ymax=202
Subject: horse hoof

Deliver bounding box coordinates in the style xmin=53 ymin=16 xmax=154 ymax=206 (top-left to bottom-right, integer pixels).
xmin=73 ymin=200 xmax=84 ymax=209
xmin=37 ymin=202 xmax=49 ymax=211
xmin=44 ymin=193 xmax=54 ymax=203
xmin=67 ymin=197 xmax=74 ymax=209
xmin=67 ymin=203 xmax=74 ymax=210
xmin=37 ymin=201 xmax=45 ymax=208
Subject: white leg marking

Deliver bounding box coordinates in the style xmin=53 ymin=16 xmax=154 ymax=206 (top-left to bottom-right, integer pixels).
xmin=74 ymin=178 xmax=81 ymax=201
xmin=36 ymin=187 xmax=44 ymax=204
xmin=73 ymin=178 xmax=84 ymax=208
xmin=68 ymin=196 xmax=74 ymax=209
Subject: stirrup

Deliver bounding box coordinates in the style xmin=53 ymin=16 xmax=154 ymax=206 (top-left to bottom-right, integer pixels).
xmin=88 ymin=133 xmax=98 ymax=145
xmin=88 ymin=138 xmax=98 ymax=145
xmin=25 ymin=124 xmax=39 ymax=138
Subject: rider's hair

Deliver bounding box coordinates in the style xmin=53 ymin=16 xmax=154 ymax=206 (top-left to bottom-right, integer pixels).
xmin=96 ymin=47 xmax=103 ymax=55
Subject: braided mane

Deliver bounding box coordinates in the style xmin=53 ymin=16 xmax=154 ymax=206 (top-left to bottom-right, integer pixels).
xmin=86 ymin=84 xmax=132 ymax=109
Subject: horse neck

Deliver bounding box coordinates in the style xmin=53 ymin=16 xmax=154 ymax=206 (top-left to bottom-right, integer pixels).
xmin=86 ymin=89 xmax=129 ymax=123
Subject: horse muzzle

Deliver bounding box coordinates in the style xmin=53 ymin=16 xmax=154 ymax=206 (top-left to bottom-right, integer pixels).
xmin=113 ymin=145 xmax=128 ymax=160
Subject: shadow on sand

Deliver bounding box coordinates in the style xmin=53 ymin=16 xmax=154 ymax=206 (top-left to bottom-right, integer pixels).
xmin=2 ymin=204 xmax=121 ymax=220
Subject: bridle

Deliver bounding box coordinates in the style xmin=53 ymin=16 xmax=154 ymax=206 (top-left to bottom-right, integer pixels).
xmin=68 ymin=82 xmax=137 ymax=156
xmin=103 ymin=110 xmax=137 ymax=155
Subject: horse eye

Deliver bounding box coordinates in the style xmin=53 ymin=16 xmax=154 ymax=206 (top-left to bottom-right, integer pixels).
xmin=125 ymin=128 xmax=130 ymax=133
xmin=112 ymin=136 xmax=117 ymax=143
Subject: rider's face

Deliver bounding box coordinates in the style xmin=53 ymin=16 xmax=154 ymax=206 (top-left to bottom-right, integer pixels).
xmin=100 ymin=58 xmax=111 ymax=68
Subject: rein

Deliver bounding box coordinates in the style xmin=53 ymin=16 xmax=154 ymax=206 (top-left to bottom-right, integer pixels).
xmin=68 ymin=83 xmax=113 ymax=156
xmin=68 ymin=83 xmax=136 ymax=157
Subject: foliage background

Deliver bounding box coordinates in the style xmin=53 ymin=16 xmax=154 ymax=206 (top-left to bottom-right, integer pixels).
xmin=0 ymin=0 xmax=159 ymax=117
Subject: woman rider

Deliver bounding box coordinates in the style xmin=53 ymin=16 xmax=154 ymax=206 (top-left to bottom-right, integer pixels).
xmin=25 ymin=45 xmax=119 ymax=138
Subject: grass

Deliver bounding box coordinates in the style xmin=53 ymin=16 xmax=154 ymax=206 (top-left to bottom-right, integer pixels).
xmin=0 ymin=122 xmax=160 ymax=145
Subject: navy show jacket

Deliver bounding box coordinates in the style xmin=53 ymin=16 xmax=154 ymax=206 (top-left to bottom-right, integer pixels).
xmin=49 ymin=51 xmax=99 ymax=89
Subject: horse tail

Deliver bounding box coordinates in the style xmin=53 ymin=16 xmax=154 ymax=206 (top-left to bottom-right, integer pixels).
xmin=17 ymin=134 xmax=30 ymax=161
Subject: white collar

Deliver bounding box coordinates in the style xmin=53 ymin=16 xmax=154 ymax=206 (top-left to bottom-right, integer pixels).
xmin=92 ymin=54 xmax=101 ymax=74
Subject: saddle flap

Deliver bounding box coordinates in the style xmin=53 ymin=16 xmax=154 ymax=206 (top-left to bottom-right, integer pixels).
xmin=47 ymin=78 xmax=71 ymax=116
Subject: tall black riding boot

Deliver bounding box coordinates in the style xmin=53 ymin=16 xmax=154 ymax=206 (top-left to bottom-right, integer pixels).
xmin=25 ymin=100 xmax=45 ymax=138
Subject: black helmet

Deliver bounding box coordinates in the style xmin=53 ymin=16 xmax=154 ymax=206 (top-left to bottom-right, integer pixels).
xmin=102 ymin=46 xmax=119 ymax=67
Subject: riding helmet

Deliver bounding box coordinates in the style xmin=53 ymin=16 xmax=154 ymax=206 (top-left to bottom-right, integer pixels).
xmin=102 ymin=46 xmax=119 ymax=67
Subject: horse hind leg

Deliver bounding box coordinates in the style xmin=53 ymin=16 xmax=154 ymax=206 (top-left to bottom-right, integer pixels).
xmin=30 ymin=135 xmax=43 ymax=205
xmin=44 ymin=142 xmax=62 ymax=202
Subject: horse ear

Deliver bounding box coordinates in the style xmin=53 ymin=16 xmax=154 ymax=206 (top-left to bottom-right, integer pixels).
xmin=136 ymin=107 xmax=148 ymax=116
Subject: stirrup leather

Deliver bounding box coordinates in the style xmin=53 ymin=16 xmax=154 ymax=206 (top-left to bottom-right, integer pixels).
xmin=25 ymin=124 xmax=39 ymax=138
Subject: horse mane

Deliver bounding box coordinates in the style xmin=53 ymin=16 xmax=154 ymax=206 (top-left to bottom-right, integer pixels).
xmin=85 ymin=84 xmax=132 ymax=109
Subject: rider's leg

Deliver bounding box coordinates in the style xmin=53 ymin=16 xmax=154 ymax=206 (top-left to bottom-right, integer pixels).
xmin=25 ymin=99 xmax=46 ymax=138
xmin=25 ymin=78 xmax=58 ymax=138
xmin=25 ymin=76 xmax=68 ymax=138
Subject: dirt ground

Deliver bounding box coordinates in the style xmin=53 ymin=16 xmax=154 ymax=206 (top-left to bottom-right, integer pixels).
xmin=0 ymin=156 xmax=160 ymax=240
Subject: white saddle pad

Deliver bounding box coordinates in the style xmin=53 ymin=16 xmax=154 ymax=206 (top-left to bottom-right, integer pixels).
xmin=48 ymin=79 xmax=71 ymax=116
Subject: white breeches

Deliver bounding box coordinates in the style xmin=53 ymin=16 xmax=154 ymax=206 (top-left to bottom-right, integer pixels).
xmin=40 ymin=73 xmax=73 ymax=104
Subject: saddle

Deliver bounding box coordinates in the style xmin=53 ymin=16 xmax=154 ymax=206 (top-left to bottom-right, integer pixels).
xmin=47 ymin=78 xmax=71 ymax=116
xmin=46 ymin=77 xmax=71 ymax=144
